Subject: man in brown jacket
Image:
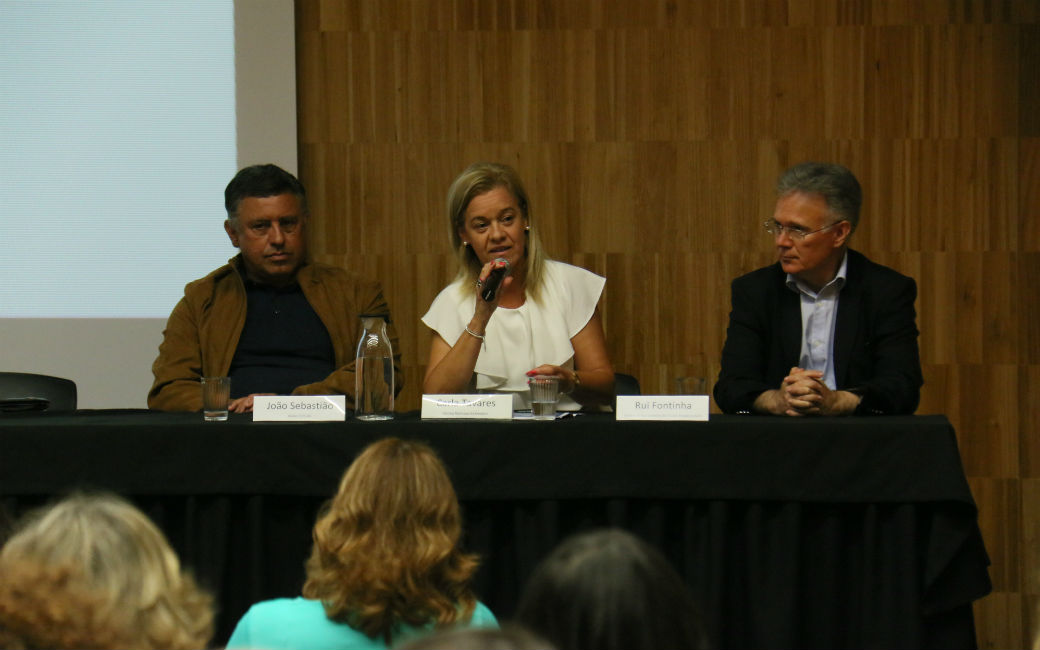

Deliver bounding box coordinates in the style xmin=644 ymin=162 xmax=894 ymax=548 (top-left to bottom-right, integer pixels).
xmin=147 ymin=164 xmax=401 ymax=413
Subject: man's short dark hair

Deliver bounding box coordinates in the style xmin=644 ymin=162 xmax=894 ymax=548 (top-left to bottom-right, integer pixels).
xmin=776 ymin=161 xmax=862 ymax=231
xmin=224 ymin=164 xmax=307 ymax=220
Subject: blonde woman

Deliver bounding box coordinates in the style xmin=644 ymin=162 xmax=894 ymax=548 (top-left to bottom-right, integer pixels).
xmin=0 ymin=561 xmax=131 ymax=649
xmin=422 ymin=162 xmax=614 ymax=410
xmin=0 ymin=493 xmax=214 ymax=650
xmin=227 ymin=437 xmax=496 ymax=649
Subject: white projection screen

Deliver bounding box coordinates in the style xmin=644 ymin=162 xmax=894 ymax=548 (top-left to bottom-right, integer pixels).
xmin=0 ymin=0 xmax=297 ymax=407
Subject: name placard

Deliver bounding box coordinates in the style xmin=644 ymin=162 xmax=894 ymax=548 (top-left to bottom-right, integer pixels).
xmin=421 ymin=394 xmax=513 ymax=420
xmin=615 ymin=395 xmax=709 ymax=421
xmin=253 ymin=395 xmax=347 ymax=421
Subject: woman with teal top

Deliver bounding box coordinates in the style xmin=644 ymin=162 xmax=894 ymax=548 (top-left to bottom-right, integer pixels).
xmin=227 ymin=438 xmax=497 ymax=649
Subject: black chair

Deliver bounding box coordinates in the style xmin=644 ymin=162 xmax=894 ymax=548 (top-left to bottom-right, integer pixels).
xmin=0 ymin=372 xmax=77 ymax=413
xmin=614 ymin=372 xmax=641 ymax=396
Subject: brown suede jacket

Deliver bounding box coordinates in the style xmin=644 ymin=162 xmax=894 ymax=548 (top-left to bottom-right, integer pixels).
xmin=147 ymin=257 xmax=402 ymax=411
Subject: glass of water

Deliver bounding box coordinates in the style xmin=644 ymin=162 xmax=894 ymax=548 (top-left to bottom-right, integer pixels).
xmin=201 ymin=376 xmax=231 ymax=421
xmin=527 ymin=375 xmax=560 ymax=420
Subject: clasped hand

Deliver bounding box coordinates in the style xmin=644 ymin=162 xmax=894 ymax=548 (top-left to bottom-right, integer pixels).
xmin=775 ymin=367 xmax=860 ymax=417
xmin=780 ymin=367 xmax=829 ymax=416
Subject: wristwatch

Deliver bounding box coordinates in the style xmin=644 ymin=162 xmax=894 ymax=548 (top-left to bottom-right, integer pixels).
xmin=561 ymin=370 xmax=580 ymax=395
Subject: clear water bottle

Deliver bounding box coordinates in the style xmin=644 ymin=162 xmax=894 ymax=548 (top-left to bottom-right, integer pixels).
xmin=354 ymin=314 xmax=394 ymax=420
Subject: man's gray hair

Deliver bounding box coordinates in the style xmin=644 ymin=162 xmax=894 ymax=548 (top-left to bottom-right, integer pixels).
xmin=776 ymin=161 xmax=862 ymax=231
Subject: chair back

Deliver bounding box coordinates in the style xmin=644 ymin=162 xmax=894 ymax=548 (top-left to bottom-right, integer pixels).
xmin=0 ymin=372 xmax=77 ymax=412
xmin=614 ymin=372 xmax=641 ymax=396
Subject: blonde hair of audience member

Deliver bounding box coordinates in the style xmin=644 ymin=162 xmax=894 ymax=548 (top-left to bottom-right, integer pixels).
xmin=445 ymin=161 xmax=548 ymax=303
xmin=303 ymin=437 xmax=480 ymax=644
xmin=0 ymin=493 xmax=213 ymax=650
xmin=0 ymin=561 xmax=132 ymax=650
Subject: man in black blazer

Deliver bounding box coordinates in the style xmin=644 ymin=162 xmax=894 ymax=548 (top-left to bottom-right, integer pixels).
xmin=714 ymin=162 xmax=922 ymax=416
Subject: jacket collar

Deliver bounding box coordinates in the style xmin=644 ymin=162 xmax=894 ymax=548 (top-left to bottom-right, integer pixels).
xmin=832 ymin=249 xmax=865 ymax=386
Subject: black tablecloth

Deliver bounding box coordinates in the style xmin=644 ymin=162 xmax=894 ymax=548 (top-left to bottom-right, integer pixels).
xmin=0 ymin=411 xmax=991 ymax=649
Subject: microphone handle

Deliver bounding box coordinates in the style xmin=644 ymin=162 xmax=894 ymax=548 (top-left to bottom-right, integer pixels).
xmin=481 ymin=265 xmax=508 ymax=302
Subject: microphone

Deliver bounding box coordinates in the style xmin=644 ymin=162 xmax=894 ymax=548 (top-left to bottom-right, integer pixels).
xmin=481 ymin=258 xmax=511 ymax=302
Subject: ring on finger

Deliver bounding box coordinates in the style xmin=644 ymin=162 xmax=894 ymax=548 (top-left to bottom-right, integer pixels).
xmin=475 ymin=279 xmax=484 ymax=288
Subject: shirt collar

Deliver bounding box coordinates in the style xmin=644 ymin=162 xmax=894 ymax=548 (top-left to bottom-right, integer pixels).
xmin=785 ymin=250 xmax=848 ymax=297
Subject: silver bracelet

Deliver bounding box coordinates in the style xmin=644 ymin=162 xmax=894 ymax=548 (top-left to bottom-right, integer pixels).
xmin=464 ymin=326 xmax=485 ymax=343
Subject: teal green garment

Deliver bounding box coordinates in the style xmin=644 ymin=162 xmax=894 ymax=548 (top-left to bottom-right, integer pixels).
xmin=226 ymin=597 xmax=498 ymax=650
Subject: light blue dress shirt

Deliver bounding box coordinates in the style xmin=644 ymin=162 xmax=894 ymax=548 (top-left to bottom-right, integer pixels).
xmin=785 ymin=252 xmax=848 ymax=390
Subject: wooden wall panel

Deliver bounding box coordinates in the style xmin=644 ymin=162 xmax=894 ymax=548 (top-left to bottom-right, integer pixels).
xmin=1022 ymin=139 xmax=1040 ymax=250
xmin=1023 ymin=479 xmax=1040 ymax=595
xmin=976 ymin=592 xmax=1026 ymax=650
xmin=295 ymin=2 xmax=1038 ymax=646
xmin=1019 ymin=366 xmax=1040 ymax=478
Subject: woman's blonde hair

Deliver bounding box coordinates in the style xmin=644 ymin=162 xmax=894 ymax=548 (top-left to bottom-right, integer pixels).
xmin=0 ymin=561 xmax=133 ymax=649
xmin=303 ymin=437 xmax=480 ymax=645
xmin=446 ymin=162 xmax=548 ymax=303
xmin=0 ymin=493 xmax=213 ymax=650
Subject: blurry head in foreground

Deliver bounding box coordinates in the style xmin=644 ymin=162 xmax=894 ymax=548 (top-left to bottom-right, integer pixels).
xmin=303 ymin=437 xmax=481 ymax=644
xmin=0 ymin=493 xmax=213 ymax=650
xmin=515 ymin=529 xmax=709 ymax=650
xmin=0 ymin=561 xmax=130 ymax=649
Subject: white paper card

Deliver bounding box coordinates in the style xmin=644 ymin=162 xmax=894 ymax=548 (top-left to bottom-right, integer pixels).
xmin=252 ymin=395 xmax=347 ymax=421
xmin=421 ymin=394 xmax=513 ymax=419
xmin=615 ymin=395 xmax=710 ymax=421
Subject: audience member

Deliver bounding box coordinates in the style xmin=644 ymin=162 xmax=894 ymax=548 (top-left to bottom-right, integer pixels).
xmin=0 ymin=561 xmax=131 ymax=649
xmin=227 ymin=437 xmax=497 ymax=649
xmin=514 ymin=529 xmax=709 ymax=650
xmin=0 ymin=493 xmax=214 ymax=650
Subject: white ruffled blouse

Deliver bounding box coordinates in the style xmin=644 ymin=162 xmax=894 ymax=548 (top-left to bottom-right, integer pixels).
xmin=421 ymin=260 xmax=605 ymax=410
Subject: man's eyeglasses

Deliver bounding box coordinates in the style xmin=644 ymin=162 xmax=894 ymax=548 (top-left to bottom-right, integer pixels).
xmin=241 ymin=217 xmax=302 ymax=237
xmin=763 ymin=219 xmax=844 ymax=240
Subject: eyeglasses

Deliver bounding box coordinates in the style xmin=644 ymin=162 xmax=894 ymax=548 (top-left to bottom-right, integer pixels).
xmin=763 ymin=219 xmax=844 ymax=240
xmin=240 ymin=217 xmax=302 ymax=237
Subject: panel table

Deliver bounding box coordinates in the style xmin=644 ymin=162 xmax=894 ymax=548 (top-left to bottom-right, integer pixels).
xmin=0 ymin=411 xmax=991 ymax=649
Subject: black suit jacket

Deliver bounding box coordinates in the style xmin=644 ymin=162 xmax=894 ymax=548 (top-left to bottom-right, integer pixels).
xmin=713 ymin=249 xmax=923 ymax=415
